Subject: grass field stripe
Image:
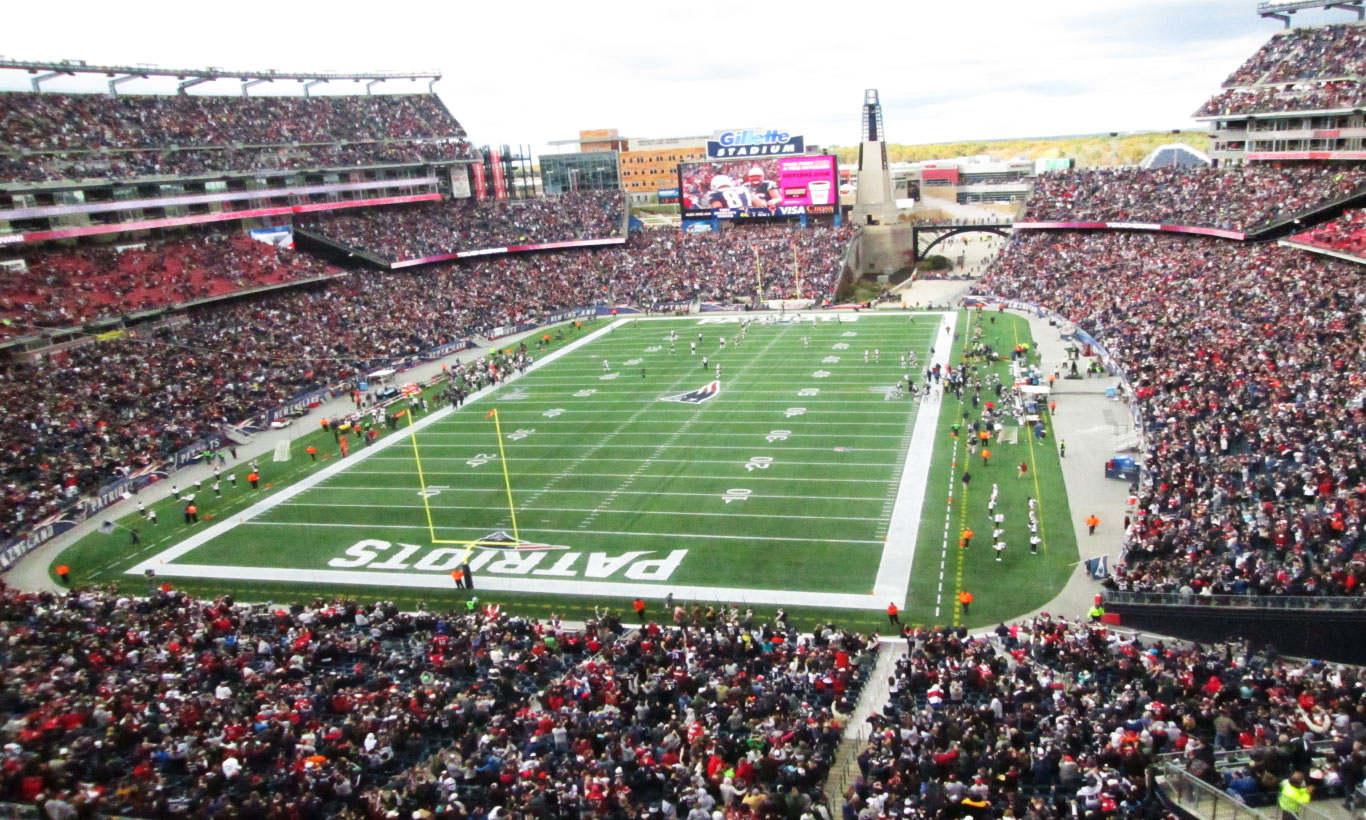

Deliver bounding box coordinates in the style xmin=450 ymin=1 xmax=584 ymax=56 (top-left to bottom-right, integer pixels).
xmin=437 ymin=409 xmax=913 ymax=416
xmin=288 ymin=487 xmax=891 ymax=503
xmin=237 ymin=519 xmax=884 ymax=545
xmin=317 ymin=473 xmax=897 ymax=485
xmin=360 ymin=443 xmax=905 ymax=453
xmin=413 ymin=430 xmax=909 ymax=439
xmin=433 ymin=419 xmax=918 ymax=427
xmin=125 ymin=562 xmax=894 ymax=610
xmin=275 ymin=500 xmax=881 ymax=522
xmin=124 ymin=318 xmax=622 ymax=575
xmin=337 ymin=457 xmax=900 ymax=468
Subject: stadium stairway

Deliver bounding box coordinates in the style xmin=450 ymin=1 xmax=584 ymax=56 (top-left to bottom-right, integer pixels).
xmin=822 ymin=640 xmax=901 ymax=801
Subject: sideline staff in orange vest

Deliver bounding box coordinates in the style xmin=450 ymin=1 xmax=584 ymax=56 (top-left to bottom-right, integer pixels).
xmin=957 ymin=590 xmax=974 ymax=614
xmin=887 ymin=602 xmax=900 ymax=625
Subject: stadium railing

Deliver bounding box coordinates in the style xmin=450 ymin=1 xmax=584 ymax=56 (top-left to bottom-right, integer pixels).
xmin=1103 ymin=590 xmax=1366 ymax=610
xmin=1245 ymin=182 xmax=1366 ymax=239
xmin=1152 ymin=760 xmax=1274 ymax=820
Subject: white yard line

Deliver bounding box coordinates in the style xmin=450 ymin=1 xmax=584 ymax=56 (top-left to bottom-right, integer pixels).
xmin=276 ymin=500 xmax=882 ymax=522
xmin=235 ymin=520 xmax=884 ymax=545
xmin=286 ymin=487 xmax=885 ymax=503
xmin=358 ymin=444 xmax=904 ymax=453
xmin=872 ymin=311 xmax=958 ymax=607
xmin=321 ymin=473 xmax=895 ymax=485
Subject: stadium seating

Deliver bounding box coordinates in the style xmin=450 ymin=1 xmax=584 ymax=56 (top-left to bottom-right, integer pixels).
xmin=1193 ymin=23 xmax=1366 ymax=119
xmin=1219 ymin=23 xmax=1366 ymax=87
xmin=0 ymin=581 xmax=870 ymax=820
xmin=297 ymin=192 xmax=628 ymax=261
xmin=2 ymin=579 xmax=1360 ymax=820
xmin=0 ymin=234 xmax=340 ymax=332
xmin=0 ymin=222 xmax=852 ymax=542
xmin=980 ymin=231 xmax=1366 ymax=598
xmin=1196 ymin=80 xmax=1366 ymax=117
xmin=849 ymin=615 xmax=1364 ymax=820
xmin=0 ymin=93 xmax=471 ymax=182
xmin=1022 ymin=165 xmax=1366 ymax=233
xmin=1287 ymin=208 xmax=1366 ymax=260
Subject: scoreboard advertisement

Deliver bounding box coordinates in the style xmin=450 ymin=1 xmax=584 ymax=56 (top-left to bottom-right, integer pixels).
xmin=679 ymin=155 xmax=838 ymax=220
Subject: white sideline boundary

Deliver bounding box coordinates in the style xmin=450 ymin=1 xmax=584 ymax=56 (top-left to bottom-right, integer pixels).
xmin=130 ymin=313 xmax=955 ymax=611
xmin=872 ymin=311 xmax=956 ymax=606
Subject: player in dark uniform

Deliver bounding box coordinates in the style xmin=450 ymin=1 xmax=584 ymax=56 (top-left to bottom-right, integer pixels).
xmin=707 ymin=175 xmax=753 ymax=210
xmin=744 ymin=166 xmax=783 ymax=210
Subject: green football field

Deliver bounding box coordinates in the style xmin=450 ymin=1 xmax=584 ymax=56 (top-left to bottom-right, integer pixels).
xmin=55 ymin=311 xmax=1078 ymax=630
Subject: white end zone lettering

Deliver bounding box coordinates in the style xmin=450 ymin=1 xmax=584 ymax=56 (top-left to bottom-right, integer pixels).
xmin=328 ymin=540 xmax=688 ymax=581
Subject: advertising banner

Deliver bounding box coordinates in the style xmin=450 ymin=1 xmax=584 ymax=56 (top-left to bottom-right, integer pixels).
xmin=707 ymin=129 xmax=804 ymax=158
xmin=1013 ymin=221 xmax=1247 ymax=240
xmin=472 ymin=162 xmax=487 ymax=203
xmin=491 ymin=158 xmax=508 ymax=201
xmin=0 ymin=519 xmax=79 ymax=572
xmin=81 ymin=470 xmax=165 ymax=519
xmin=450 ymin=166 xmax=472 ymax=199
xmin=172 ymin=434 xmax=224 ymax=471
xmin=10 ymin=193 xmax=442 ymax=246
xmin=390 ymin=236 xmax=627 ymax=269
xmin=680 ymin=155 xmax=837 ymax=219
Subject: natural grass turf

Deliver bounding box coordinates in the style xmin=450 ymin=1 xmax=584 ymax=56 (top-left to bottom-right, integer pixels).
xmin=52 ymin=311 xmax=1077 ymax=630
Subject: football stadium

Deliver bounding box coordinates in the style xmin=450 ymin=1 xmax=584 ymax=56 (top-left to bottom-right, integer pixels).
xmin=2 ymin=3 xmax=1366 ymax=820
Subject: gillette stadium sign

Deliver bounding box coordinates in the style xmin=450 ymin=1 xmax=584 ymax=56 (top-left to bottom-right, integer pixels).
xmin=707 ymin=129 xmax=805 ymax=158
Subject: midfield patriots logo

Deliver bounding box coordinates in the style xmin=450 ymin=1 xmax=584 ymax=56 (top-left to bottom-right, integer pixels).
xmin=660 ymin=380 xmax=721 ymax=404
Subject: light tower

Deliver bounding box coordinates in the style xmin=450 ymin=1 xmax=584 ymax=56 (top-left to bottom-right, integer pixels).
xmin=851 ymin=89 xmax=899 ymax=227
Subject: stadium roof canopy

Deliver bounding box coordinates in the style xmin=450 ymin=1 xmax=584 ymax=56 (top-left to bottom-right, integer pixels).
xmin=1257 ymin=0 xmax=1363 ymax=26
xmin=0 ymin=58 xmax=442 ymax=95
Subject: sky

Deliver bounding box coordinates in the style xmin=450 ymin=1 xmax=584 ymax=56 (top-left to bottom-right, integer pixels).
xmin=0 ymin=0 xmax=1351 ymax=159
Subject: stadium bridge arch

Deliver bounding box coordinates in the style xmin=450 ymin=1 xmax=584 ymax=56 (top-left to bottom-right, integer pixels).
xmin=912 ymin=220 xmax=1013 ymax=263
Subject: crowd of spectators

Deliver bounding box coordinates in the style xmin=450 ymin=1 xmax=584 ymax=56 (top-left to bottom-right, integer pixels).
xmin=1023 ymin=165 xmax=1366 ymax=232
xmin=1287 ymin=208 xmax=1366 ymax=260
xmin=0 ymin=234 xmax=341 ymax=332
xmin=0 ymin=140 xmax=475 ymax=183
xmin=1196 ymin=80 xmax=1366 ymax=118
xmin=850 ymin=613 xmax=1366 ymax=820
xmin=1220 ymin=23 xmax=1366 ymax=87
xmin=0 ymin=580 xmax=872 ymax=820
xmin=978 ymin=231 xmax=1366 ymax=598
xmin=602 ymin=222 xmax=854 ymax=305
xmin=0 ymin=92 xmax=471 ymax=182
xmin=297 ymin=193 xmax=628 ymax=261
xmin=0 ymin=221 xmax=852 ymax=544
